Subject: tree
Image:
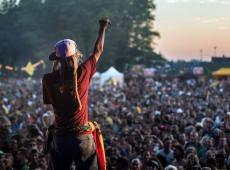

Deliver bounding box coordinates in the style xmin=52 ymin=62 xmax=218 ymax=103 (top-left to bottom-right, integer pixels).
xmin=0 ymin=0 xmax=163 ymax=71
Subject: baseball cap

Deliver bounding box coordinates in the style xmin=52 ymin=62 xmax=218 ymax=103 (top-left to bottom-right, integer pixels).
xmin=49 ymin=39 xmax=77 ymax=61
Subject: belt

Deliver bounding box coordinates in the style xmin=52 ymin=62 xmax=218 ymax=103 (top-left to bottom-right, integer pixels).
xmin=54 ymin=123 xmax=92 ymax=136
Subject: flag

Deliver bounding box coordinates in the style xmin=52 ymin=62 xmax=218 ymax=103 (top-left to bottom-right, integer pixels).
xmin=21 ymin=60 xmax=44 ymax=76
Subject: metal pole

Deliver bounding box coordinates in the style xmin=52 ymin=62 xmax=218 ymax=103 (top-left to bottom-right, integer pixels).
xmin=214 ymin=46 xmax=217 ymax=57
xmin=200 ymin=49 xmax=203 ymax=61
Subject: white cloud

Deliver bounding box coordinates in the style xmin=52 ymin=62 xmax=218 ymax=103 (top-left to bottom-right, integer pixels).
xmin=167 ymin=0 xmax=189 ymax=3
xmin=217 ymin=26 xmax=229 ymax=30
xmin=167 ymin=0 xmax=230 ymax=4
xmin=187 ymin=16 xmax=230 ymax=23
xmin=186 ymin=16 xmax=230 ymax=30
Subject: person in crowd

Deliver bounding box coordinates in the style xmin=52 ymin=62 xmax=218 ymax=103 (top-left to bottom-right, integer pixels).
xmin=131 ymin=158 xmax=142 ymax=170
xmin=0 ymin=62 xmax=230 ymax=169
xmin=156 ymin=137 xmax=174 ymax=166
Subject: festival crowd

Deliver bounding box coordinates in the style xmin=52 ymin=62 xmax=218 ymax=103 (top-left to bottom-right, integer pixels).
xmin=0 ymin=70 xmax=230 ymax=170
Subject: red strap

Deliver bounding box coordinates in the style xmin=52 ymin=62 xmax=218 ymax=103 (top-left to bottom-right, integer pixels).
xmin=92 ymin=129 xmax=106 ymax=170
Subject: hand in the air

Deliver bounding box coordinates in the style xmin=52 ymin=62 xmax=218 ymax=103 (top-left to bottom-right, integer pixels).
xmin=99 ymin=17 xmax=111 ymax=29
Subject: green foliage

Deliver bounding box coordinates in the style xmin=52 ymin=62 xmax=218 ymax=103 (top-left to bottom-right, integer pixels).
xmin=0 ymin=0 xmax=162 ymax=71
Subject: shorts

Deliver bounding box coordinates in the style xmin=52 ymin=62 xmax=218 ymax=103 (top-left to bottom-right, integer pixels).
xmin=48 ymin=134 xmax=98 ymax=170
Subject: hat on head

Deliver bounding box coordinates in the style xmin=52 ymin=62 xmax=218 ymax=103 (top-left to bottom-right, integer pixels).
xmin=49 ymin=39 xmax=77 ymax=61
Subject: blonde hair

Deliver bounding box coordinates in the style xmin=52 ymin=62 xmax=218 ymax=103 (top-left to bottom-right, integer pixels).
xmin=52 ymin=54 xmax=82 ymax=110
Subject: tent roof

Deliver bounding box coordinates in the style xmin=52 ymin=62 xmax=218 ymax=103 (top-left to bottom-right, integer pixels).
xmin=93 ymin=72 xmax=100 ymax=77
xmin=101 ymin=67 xmax=123 ymax=76
xmin=212 ymin=67 xmax=230 ymax=77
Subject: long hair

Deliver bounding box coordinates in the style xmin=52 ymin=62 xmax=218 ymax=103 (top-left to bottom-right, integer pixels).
xmin=52 ymin=54 xmax=82 ymax=110
xmin=52 ymin=48 xmax=83 ymax=72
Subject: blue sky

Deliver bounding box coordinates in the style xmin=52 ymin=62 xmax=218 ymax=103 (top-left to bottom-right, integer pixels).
xmin=154 ymin=0 xmax=230 ymax=61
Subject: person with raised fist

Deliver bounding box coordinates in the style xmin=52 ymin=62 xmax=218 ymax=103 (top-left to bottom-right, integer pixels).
xmin=42 ymin=17 xmax=111 ymax=170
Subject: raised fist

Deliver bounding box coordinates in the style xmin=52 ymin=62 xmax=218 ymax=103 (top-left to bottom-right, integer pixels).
xmin=99 ymin=17 xmax=111 ymax=29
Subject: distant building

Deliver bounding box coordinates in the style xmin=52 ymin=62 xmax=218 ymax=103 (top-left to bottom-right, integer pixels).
xmin=212 ymin=56 xmax=230 ymax=64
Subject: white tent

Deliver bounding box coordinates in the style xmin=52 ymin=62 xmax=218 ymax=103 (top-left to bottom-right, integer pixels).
xmin=100 ymin=67 xmax=124 ymax=86
xmin=94 ymin=72 xmax=101 ymax=78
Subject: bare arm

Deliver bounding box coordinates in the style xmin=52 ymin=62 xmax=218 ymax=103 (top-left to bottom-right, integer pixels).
xmin=93 ymin=17 xmax=111 ymax=62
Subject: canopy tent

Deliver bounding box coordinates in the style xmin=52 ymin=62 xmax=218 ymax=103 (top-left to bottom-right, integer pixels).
xmin=100 ymin=67 xmax=124 ymax=86
xmin=212 ymin=68 xmax=230 ymax=78
xmin=93 ymin=72 xmax=101 ymax=78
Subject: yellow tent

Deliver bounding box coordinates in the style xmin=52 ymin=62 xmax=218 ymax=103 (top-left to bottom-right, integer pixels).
xmin=212 ymin=68 xmax=230 ymax=78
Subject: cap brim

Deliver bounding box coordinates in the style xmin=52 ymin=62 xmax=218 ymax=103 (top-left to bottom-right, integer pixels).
xmin=49 ymin=52 xmax=59 ymax=61
xmin=49 ymin=52 xmax=77 ymax=61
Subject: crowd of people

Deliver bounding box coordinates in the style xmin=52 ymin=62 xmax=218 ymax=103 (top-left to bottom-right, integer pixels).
xmin=0 ymin=70 xmax=230 ymax=170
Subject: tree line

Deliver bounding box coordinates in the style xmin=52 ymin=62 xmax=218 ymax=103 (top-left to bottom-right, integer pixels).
xmin=0 ymin=0 xmax=163 ymax=71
